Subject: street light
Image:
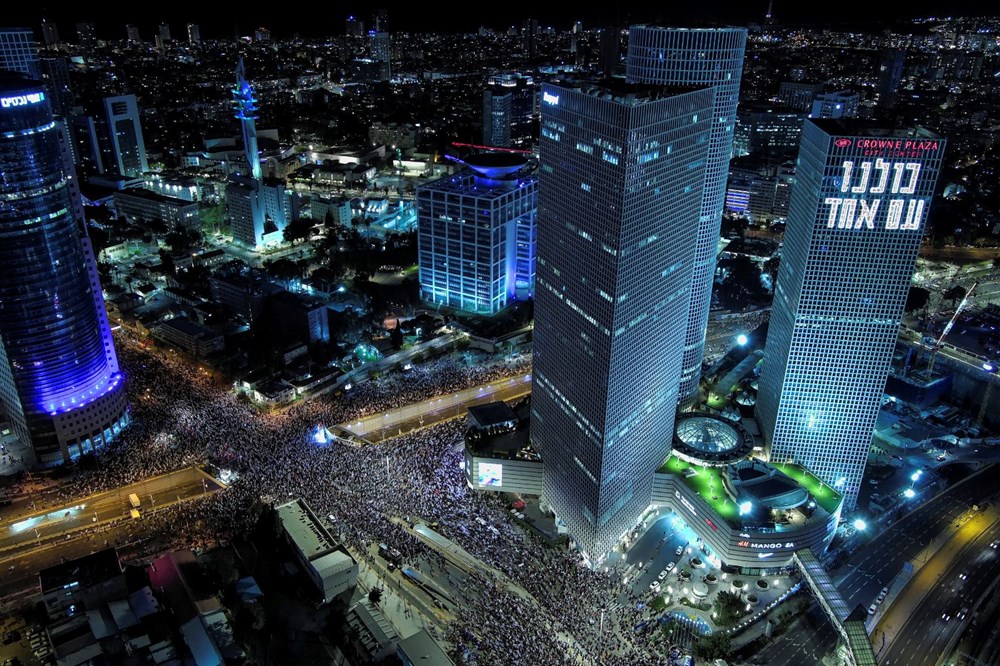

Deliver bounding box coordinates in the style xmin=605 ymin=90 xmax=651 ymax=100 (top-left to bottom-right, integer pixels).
xmin=853 ymin=518 xmax=867 ymax=531
xmin=904 ymin=488 xmax=916 ymax=499
xmin=911 ymin=471 xmax=922 ymax=483
xmin=736 ymin=334 xmax=748 ymax=346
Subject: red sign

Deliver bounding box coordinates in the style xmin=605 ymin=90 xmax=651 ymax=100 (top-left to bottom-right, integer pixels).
xmin=834 ymin=138 xmax=852 ymax=148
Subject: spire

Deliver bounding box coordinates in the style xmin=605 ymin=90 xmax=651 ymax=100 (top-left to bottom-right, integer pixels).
xmin=236 ymin=54 xmax=245 ymax=86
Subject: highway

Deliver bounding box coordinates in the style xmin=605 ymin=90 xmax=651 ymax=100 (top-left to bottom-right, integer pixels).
xmin=740 ymin=602 xmax=837 ymax=666
xmin=0 ymin=467 xmax=223 ymax=600
xmin=874 ymin=509 xmax=1000 ymax=666
xmin=338 ymin=372 xmax=532 ymax=442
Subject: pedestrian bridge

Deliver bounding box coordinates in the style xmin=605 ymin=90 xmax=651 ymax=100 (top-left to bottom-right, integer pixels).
xmin=793 ymin=549 xmax=877 ymax=666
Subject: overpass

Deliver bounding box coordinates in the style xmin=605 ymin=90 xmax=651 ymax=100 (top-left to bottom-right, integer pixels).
xmin=794 ymin=549 xmax=877 ymax=666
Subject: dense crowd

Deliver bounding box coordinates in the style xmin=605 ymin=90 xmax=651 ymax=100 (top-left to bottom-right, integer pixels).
xmin=59 ymin=335 xmax=681 ymax=665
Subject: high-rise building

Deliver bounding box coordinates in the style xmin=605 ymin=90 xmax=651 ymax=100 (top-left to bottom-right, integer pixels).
xmin=40 ymin=19 xmax=59 ymax=48
xmin=0 ymin=28 xmax=41 ymax=78
xmin=417 ymin=154 xmax=537 ymax=315
xmin=38 ymin=55 xmax=73 ymax=116
xmin=522 ymin=18 xmax=538 ymax=58
xmin=756 ymin=120 xmax=946 ymax=509
xmin=126 ymin=24 xmax=141 ymax=44
xmin=102 ymin=94 xmax=149 ymax=177
xmin=482 ymin=76 xmax=535 ymax=149
xmin=346 ymin=16 xmax=365 ymax=37
xmin=598 ymin=28 xmax=620 ymax=74
xmin=226 ymin=57 xmax=288 ymax=249
xmin=254 ymin=27 xmax=271 ymax=42
xmin=187 ymin=23 xmax=201 ymax=46
xmin=158 ymin=23 xmax=171 ymax=43
xmin=0 ymin=75 xmax=129 ymax=466
xmin=373 ymin=8 xmax=389 ymax=33
xmin=75 ymin=22 xmax=97 ymax=47
xmin=810 ymin=90 xmax=859 ymax=119
xmin=734 ymin=103 xmax=805 ymax=157
xmin=532 ymin=81 xmax=715 ymax=562
xmin=877 ymin=48 xmax=905 ymax=108
xmin=369 ymin=31 xmax=390 ymax=81
xmin=777 ymin=81 xmax=823 ymax=113
xmin=626 ymin=26 xmax=748 ymax=406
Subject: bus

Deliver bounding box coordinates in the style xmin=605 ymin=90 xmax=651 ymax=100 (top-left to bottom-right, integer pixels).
xmin=128 ymin=493 xmax=141 ymax=509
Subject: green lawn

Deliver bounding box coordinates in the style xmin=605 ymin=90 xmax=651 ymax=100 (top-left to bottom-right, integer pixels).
xmin=769 ymin=462 xmax=843 ymax=514
xmin=659 ymin=456 xmax=844 ymax=519
xmin=659 ymin=456 xmax=739 ymax=523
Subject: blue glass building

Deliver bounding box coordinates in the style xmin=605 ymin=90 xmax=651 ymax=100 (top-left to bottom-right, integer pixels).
xmin=532 ymin=81 xmax=714 ymax=562
xmin=417 ymin=153 xmax=537 ymax=315
xmin=0 ymin=76 xmax=129 ymax=465
xmin=626 ymin=26 xmax=747 ymax=406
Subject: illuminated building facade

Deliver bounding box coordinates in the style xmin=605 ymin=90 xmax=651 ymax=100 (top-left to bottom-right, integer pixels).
xmin=532 ymin=81 xmax=714 ymax=562
xmin=756 ymin=119 xmax=946 ymax=509
xmin=102 ymin=95 xmax=148 ymax=177
xmin=625 ymin=26 xmax=748 ymax=405
xmin=417 ymin=154 xmax=537 ymax=315
xmin=0 ymin=76 xmax=129 ymax=466
xmin=0 ymin=28 xmax=40 ymax=78
xmin=227 ymin=57 xmax=287 ymax=249
xmin=483 ymin=75 xmax=535 ymax=149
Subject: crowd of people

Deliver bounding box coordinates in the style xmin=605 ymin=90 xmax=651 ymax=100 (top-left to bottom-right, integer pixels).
xmin=57 ymin=334 xmax=686 ymax=665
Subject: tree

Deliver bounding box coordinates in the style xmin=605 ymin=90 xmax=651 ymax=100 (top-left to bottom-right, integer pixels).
xmin=693 ymin=632 xmax=733 ymax=661
xmin=368 ymin=588 xmax=382 ymax=606
xmin=717 ymin=255 xmax=767 ymax=310
xmin=714 ymin=590 xmax=748 ymax=627
xmin=282 ymin=219 xmax=313 ymax=245
xmin=943 ymin=285 xmax=967 ymax=306
xmin=905 ymin=286 xmax=931 ymax=313
xmin=311 ymin=264 xmax=347 ymax=292
xmin=264 ymin=258 xmax=302 ymax=286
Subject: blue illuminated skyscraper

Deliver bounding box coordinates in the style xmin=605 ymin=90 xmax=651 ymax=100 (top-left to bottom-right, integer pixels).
xmin=417 ymin=153 xmax=537 ymax=314
xmin=532 ymin=81 xmax=714 ymax=562
xmin=626 ymin=26 xmax=747 ymax=406
xmin=0 ymin=75 xmax=129 ymax=466
xmin=756 ymin=120 xmax=946 ymax=508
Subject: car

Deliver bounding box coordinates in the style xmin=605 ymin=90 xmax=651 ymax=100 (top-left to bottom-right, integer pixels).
xmin=868 ymin=604 xmax=877 ymax=615
xmin=658 ymin=569 xmax=669 ymax=581
xmin=676 ymin=546 xmax=684 ymax=556
xmin=876 ymin=592 xmax=887 ymax=603
xmin=942 ymin=612 xmax=951 ymax=622
xmin=958 ymin=607 xmax=969 ymax=620
xmin=937 ymin=455 xmax=947 ymax=462
xmin=959 ymin=572 xmax=968 ymax=581
xmin=991 ymin=540 xmax=1000 ymax=549
xmin=666 ymin=562 xmax=676 ymax=572
xmin=649 ymin=581 xmax=661 ymax=592
xmin=881 ymin=586 xmax=890 ymax=596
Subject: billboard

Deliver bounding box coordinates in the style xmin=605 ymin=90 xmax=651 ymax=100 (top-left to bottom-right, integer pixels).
xmin=477 ymin=462 xmax=503 ymax=487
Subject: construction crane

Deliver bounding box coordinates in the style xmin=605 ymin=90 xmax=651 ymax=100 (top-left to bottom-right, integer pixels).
xmin=926 ymin=281 xmax=977 ymax=376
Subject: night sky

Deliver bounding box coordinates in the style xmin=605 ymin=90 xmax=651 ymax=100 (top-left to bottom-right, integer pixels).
xmin=5 ymin=1 xmax=995 ymax=40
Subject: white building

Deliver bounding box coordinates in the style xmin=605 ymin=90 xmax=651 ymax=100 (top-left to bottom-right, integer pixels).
xmin=275 ymin=499 xmax=358 ymax=604
xmin=756 ymin=120 xmax=946 ymax=509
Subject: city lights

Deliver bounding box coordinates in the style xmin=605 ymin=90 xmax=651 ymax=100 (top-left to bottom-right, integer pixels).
xmin=853 ymin=518 xmax=868 ymax=531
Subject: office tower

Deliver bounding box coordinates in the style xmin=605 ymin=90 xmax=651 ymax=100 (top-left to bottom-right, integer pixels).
xmin=0 ymin=75 xmax=129 ymax=466
xmin=482 ymin=88 xmax=512 ymax=147
xmin=103 ymin=94 xmax=149 ymax=176
xmin=369 ymin=31 xmax=390 ymax=81
xmin=734 ymin=103 xmax=805 ymax=157
xmin=373 ymin=8 xmax=389 ymax=33
xmin=756 ymin=120 xmax=946 ymax=509
xmin=877 ymin=48 xmax=905 ymax=108
xmin=725 ymin=157 xmax=795 ymax=223
xmin=158 ymin=23 xmax=171 ymax=43
xmin=598 ymin=28 xmax=620 ymax=74
xmin=38 ymin=55 xmax=73 ymax=116
xmin=810 ymin=90 xmax=859 ymax=119
xmin=626 ymin=26 xmax=747 ymax=406
xmin=125 ymin=24 xmax=141 ymax=44
xmin=417 ymin=154 xmax=537 ymax=314
xmin=40 ymin=19 xmax=59 ymax=48
xmin=532 ymin=81 xmax=714 ymax=562
xmin=522 ymin=19 xmax=538 ymax=58
xmin=777 ymin=81 xmax=823 ymax=113
xmin=0 ymin=28 xmax=40 ymax=78
xmin=226 ymin=57 xmax=288 ymax=249
xmin=75 ymin=22 xmax=97 ymax=47
xmin=346 ymin=16 xmax=365 ymax=37
xmin=484 ymin=75 xmax=535 ymax=148
xmin=187 ymin=23 xmax=201 ymax=46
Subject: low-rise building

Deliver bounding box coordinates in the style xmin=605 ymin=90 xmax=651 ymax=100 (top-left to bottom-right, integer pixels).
xmin=347 ymin=598 xmax=400 ymax=663
xmin=113 ymin=188 xmax=201 ymax=230
xmin=153 ymin=318 xmax=224 ymax=357
xmin=40 ymin=549 xmax=126 ymax=622
xmin=397 ymin=629 xmax=455 ymax=666
xmin=275 ymin=499 xmax=358 ymax=604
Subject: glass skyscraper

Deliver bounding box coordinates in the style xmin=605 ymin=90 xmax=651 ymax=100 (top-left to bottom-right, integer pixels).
xmin=417 ymin=154 xmax=537 ymax=315
xmin=626 ymin=26 xmax=747 ymax=406
xmin=532 ymin=81 xmax=714 ymax=562
xmin=756 ymin=119 xmax=946 ymax=509
xmin=0 ymin=75 xmax=129 ymax=465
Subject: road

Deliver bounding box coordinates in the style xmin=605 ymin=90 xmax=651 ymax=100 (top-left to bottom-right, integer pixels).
xmin=338 ymin=372 xmax=532 ymax=442
xmin=0 ymin=467 xmax=222 ymax=600
xmin=738 ymin=602 xmax=838 ymax=666
xmin=874 ymin=509 xmax=1000 ymax=666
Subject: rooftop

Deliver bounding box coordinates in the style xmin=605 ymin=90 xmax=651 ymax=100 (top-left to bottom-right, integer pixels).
xmin=811 ymin=119 xmax=942 ymax=140
xmin=769 ymin=463 xmax=843 ymax=514
xmin=40 ymin=548 xmax=121 ymax=593
xmin=468 ymin=401 xmax=518 ymax=429
xmin=659 ymin=455 xmax=739 ymax=524
xmin=546 ymin=80 xmax=710 ymax=106
xmin=398 ymin=629 xmax=455 ymax=666
xmin=275 ymin=498 xmax=337 ymax=561
xmin=113 ymin=188 xmax=197 ymax=206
